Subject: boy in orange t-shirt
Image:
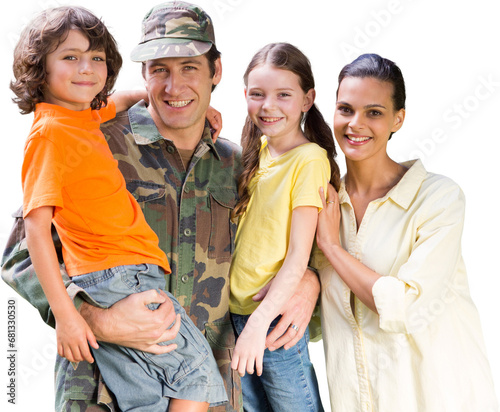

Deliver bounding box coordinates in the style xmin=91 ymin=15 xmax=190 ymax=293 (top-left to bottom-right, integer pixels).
xmin=12 ymin=6 xmax=227 ymax=411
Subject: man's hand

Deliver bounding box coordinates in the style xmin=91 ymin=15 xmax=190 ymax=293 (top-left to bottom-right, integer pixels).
xmin=80 ymin=289 xmax=181 ymax=354
xmin=253 ymin=269 xmax=320 ymax=351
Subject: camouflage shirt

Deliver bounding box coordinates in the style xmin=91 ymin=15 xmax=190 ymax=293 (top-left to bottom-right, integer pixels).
xmin=1 ymin=101 xmax=243 ymax=412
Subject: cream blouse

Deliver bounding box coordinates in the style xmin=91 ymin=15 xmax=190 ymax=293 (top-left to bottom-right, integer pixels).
xmin=313 ymin=159 xmax=498 ymax=412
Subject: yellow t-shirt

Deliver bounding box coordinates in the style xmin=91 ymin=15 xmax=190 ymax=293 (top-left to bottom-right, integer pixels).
xmin=229 ymin=138 xmax=330 ymax=315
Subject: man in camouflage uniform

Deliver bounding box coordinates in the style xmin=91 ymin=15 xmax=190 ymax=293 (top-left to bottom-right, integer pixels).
xmin=2 ymin=2 xmax=321 ymax=411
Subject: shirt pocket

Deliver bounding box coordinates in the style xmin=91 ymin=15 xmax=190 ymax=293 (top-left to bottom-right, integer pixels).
xmin=207 ymin=187 xmax=237 ymax=262
xmin=126 ymin=180 xmax=168 ymax=250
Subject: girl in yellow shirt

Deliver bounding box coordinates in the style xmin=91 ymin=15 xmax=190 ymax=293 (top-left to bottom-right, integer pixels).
xmin=229 ymin=42 xmax=340 ymax=412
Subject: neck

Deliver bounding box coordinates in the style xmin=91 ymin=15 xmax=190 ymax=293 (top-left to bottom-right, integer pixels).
xmin=266 ymin=130 xmax=308 ymax=157
xmin=149 ymin=108 xmax=206 ymax=151
xmin=345 ymin=155 xmax=406 ymax=196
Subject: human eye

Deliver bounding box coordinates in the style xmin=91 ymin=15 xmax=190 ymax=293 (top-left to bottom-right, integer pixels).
xmin=62 ymin=55 xmax=77 ymax=61
xmin=278 ymin=92 xmax=291 ymax=98
xmin=92 ymin=55 xmax=106 ymax=62
xmin=368 ymin=109 xmax=383 ymax=117
xmin=249 ymin=91 xmax=263 ymax=98
xmin=336 ymin=105 xmax=352 ymax=115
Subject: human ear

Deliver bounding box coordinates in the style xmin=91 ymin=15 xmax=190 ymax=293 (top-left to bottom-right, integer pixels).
xmin=212 ymin=57 xmax=222 ymax=87
xmin=302 ymin=88 xmax=316 ymax=112
xmin=391 ymin=108 xmax=405 ymax=133
xmin=244 ymin=87 xmax=247 ymax=99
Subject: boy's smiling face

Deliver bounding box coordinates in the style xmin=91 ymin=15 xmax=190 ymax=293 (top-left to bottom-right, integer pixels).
xmin=44 ymin=29 xmax=107 ymax=111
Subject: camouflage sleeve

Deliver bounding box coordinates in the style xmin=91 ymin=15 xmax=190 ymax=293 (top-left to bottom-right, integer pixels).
xmin=1 ymin=207 xmax=99 ymax=327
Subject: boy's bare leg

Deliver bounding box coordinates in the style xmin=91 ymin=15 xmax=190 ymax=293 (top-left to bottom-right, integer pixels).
xmin=168 ymin=399 xmax=209 ymax=412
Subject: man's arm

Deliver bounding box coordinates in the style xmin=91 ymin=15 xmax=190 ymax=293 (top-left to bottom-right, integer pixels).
xmin=2 ymin=209 xmax=179 ymax=353
xmin=79 ymin=290 xmax=180 ymax=354
xmin=253 ymin=268 xmax=320 ymax=351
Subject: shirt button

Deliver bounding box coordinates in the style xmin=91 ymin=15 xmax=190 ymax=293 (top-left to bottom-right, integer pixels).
xmin=167 ymin=145 xmax=175 ymax=154
xmin=184 ymin=228 xmax=191 ymax=236
xmin=184 ymin=186 xmax=190 ymax=193
xmin=181 ymin=275 xmax=189 ymax=283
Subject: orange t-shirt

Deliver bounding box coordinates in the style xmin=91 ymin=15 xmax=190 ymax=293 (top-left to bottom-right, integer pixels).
xmin=22 ymin=102 xmax=170 ymax=277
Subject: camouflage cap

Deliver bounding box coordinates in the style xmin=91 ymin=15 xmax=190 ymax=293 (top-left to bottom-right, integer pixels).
xmin=130 ymin=1 xmax=216 ymax=62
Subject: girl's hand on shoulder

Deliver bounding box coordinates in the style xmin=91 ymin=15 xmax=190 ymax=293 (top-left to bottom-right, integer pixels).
xmin=206 ymin=106 xmax=222 ymax=142
xmin=316 ymin=184 xmax=341 ymax=252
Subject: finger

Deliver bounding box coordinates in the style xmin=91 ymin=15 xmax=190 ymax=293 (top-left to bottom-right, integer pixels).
xmin=256 ymin=354 xmax=264 ymax=377
xmin=268 ymin=327 xmax=302 ymax=351
xmin=63 ymin=344 xmax=77 ymax=363
xmin=80 ymin=342 xmax=95 ymax=364
xmin=252 ymin=281 xmax=272 ymax=302
xmin=283 ymin=330 xmax=304 ymax=350
xmin=326 ymin=183 xmax=337 ymax=202
xmin=265 ymin=317 xmax=291 ymax=349
xmin=154 ymin=291 xmax=176 ymax=325
xmin=319 ymin=186 xmax=327 ymax=208
xmin=145 ymin=342 xmax=178 ymax=355
xmin=245 ymin=358 xmax=254 ymax=376
xmin=140 ymin=289 xmax=167 ymax=305
xmin=230 ymin=354 xmax=239 ymax=371
xmin=87 ymin=330 xmax=99 ymax=350
xmin=162 ymin=313 xmax=181 ymax=342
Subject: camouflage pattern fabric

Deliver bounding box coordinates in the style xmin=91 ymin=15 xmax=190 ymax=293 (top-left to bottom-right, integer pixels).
xmin=1 ymin=101 xmax=243 ymax=412
xmin=130 ymin=1 xmax=216 ymax=62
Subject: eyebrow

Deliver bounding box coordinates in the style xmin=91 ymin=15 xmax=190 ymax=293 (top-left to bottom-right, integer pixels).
xmin=149 ymin=59 xmax=203 ymax=69
xmin=337 ymin=101 xmax=387 ymax=109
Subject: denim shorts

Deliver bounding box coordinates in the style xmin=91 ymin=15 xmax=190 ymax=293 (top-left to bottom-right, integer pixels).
xmin=231 ymin=313 xmax=324 ymax=412
xmin=72 ymin=263 xmax=227 ymax=411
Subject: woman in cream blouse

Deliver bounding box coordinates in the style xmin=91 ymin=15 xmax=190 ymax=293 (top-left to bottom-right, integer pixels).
xmin=314 ymin=53 xmax=498 ymax=412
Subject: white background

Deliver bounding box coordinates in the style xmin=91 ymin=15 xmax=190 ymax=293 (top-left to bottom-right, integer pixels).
xmin=1 ymin=0 xmax=499 ymax=410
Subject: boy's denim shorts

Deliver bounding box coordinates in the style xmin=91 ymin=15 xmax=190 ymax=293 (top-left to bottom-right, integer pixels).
xmin=72 ymin=263 xmax=227 ymax=411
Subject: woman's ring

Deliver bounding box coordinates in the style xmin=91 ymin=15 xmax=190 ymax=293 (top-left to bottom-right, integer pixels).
xmin=327 ymin=200 xmax=335 ymax=204
xmin=290 ymin=324 xmax=299 ymax=332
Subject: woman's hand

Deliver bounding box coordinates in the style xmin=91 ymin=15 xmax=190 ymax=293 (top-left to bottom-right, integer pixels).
xmin=316 ymin=183 xmax=341 ymax=252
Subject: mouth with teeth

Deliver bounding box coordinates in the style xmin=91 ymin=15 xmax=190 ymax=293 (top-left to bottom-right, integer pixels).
xmin=346 ymin=135 xmax=372 ymax=144
xmin=260 ymin=117 xmax=282 ymax=124
xmin=166 ymin=100 xmax=193 ymax=108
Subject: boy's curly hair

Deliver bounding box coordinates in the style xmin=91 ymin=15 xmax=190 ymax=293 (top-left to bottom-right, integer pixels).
xmin=10 ymin=6 xmax=122 ymax=114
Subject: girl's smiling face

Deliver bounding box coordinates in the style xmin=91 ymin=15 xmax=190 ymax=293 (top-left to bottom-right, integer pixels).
xmin=334 ymin=76 xmax=405 ymax=163
xmin=245 ymin=63 xmax=314 ymax=142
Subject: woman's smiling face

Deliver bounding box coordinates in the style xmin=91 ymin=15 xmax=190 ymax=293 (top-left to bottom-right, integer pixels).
xmin=334 ymin=76 xmax=405 ymax=163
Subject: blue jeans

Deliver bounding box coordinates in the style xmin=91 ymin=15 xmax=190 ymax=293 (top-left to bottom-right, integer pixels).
xmin=231 ymin=313 xmax=324 ymax=412
xmin=72 ymin=264 xmax=227 ymax=411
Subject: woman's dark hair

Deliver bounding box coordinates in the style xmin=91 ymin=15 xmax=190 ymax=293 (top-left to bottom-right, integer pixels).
xmin=233 ymin=42 xmax=341 ymax=218
xmin=10 ymin=6 xmax=123 ymax=114
xmin=337 ymin=53 xmax=405 ymax=140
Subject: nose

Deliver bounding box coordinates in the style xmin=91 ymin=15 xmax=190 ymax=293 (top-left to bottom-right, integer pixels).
xmin=164 ymin=71 xmax=184 ymax=96
xmin=79 ymin=58 xmax=93 ymax=75
xmin=262 ymin=96 xmax=276 ymax=111
xmin=348 ymin=112 xmax=364 ymax=130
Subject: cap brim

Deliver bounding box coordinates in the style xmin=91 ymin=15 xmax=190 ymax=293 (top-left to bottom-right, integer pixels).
xmin=130 ymin=38 xmax=213 ymax=62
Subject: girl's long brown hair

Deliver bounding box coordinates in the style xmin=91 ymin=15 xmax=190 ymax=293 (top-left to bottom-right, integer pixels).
xmin=233 ymin=42 xmax=340 ymax=218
